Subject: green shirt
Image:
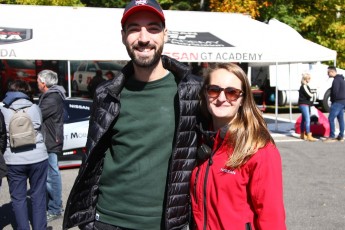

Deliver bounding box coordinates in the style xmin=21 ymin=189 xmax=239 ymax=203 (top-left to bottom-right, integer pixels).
xmin=96 ymin=72 xmax=177 ymax=230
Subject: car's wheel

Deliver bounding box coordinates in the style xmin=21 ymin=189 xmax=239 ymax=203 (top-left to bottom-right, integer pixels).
xmin=277 ymin=90 xmax=286 ymax=106
xmin=322 ymin=88 xmax=331 ymax=112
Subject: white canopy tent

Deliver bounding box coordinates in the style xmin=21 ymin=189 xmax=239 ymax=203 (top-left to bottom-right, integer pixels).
xmin=0 ymin=4 xmax=337 ymax=130
xmin=0 ymin=4 xmax=336 ymax=63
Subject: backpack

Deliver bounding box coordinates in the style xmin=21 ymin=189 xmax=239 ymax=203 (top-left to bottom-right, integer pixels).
xmin=9 ymin=107 xmax=36 ymax=149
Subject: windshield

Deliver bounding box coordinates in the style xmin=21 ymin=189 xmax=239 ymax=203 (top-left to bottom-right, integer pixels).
xmin=97 ymin=62 xmax=122 ymax=70
xmin=7 ymin=60 xmax=35 ymax=69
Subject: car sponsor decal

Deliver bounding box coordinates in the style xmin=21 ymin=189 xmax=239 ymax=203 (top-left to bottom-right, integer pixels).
xmin=64 ymin=132 xmax=88 ymax=141
xmin=68 ymin=104 xmax=90 ymax=110
xmin=164 ymin=31 xmax=263 ymax=62
xmin=166 ymin=31 xmax=233 ymax=47
xmin=0 ymin=27 xmax=33 ymax=45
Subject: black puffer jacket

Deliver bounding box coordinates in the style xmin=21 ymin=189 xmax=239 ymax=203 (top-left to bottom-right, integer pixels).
xmin=63 ymin=56 xmax=202 ymax=230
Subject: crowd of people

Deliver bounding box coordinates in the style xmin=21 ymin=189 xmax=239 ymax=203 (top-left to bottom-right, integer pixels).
xmin=298 ymin=66 xmax=345 ymax=142
xmin=0 ymin=70 xmax=65 ymax=229
xmin=0 ymin=0 xmax=344 ymax=229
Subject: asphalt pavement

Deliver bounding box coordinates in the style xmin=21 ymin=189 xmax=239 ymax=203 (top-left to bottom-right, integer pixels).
xmin=1 ymin=111 xmax=345 ymax=230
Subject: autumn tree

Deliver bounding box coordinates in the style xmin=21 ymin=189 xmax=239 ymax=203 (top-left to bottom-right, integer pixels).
xmin=258 ymin=0 xmax=345 ymax=68
xmin=79 ymin=0 xmax=202 ymax=10
xmin=208 ymin=0 xmax=345 ymax=68
xmin=208 ymin=0 xmax=271 ymax=18
xmin=1 ymin=0 xmax=84 ymax=6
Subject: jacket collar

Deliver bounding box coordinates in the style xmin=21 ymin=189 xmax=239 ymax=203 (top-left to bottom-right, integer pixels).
xmin=104 ymin=55 xmax=192 ymax=98
xmin=3 ymin=92 xmax=30 ymax=107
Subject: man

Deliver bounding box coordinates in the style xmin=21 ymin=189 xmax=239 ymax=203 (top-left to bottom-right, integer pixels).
xmin=87 ymin=69 xmax=105 ymax=98
xmin=105 ymin=70 xmax=115 ymax=80
xmin=37 ymin=70 xmax=66 ymax=221
xmin=323 ymin=66 xmax=345 ymax=142
xmin=63 ymin=0 xmax=201 ymax=229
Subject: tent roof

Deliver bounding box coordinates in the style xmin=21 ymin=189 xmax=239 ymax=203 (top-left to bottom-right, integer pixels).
xmin=0 ymin=4 xmax=337 ymax=63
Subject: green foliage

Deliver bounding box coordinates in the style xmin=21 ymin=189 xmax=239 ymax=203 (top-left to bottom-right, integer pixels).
xmin=97 ymin=0 xmax=199 ymax=10
xmin=159 ymin=0 xmax=201 ymax=10
xmin=5 ymin=0 xmax=84 ymax=6
xmin=169 ymin=1 xmax=192 ymax=10
xmin=80 ymin=0 xmax=126 ymax=8
xmin=258 ymin=0 xmax=345 ymax=68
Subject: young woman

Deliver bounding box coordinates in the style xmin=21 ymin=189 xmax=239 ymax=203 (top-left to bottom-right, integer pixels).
xmin=191 ymin=63 xmax=286 ymax=230
xmin=298 ymin=73 xmax=317 ymax=141
xmin=0 ymin=80 xmax=48 ymax=230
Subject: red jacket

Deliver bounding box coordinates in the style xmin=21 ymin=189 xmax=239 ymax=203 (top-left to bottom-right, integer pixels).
xmin=190 ymin=132 xmax=286 ymax=230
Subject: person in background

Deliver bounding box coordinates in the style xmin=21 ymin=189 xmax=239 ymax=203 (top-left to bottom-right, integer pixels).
xmin=323 ymin=66 xmax=345 ymax=143
xmin=298 ymin=73 xmax=317 ymax=141
xmin=0 ymin=110 xmax=7 ymax=192
xmin=0 ymin=80 xmax=48 ymax=229
xmin=37 ymin=70 xmax=66 ymax=221
xmin=191 ymin=63 xmax=286 ymax=230
xmin=63 ymin=0 xmax=202 ymax=229
xmin=105 ymin=70 xmax=115 ymax=80
xmin=87 ymin=69 xmax=105 ymax=98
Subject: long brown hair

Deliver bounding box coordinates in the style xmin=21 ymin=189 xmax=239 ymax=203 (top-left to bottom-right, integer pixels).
xmin=200 ymin=63 xmax=274 ymax=169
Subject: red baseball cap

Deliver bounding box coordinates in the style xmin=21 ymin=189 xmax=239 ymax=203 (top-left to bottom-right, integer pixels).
xmin=121 ymin=0 xmax=165 ymax=26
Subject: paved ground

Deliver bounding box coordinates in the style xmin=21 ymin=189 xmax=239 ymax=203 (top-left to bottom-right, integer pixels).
xmin=1 ymin=111 xmax=344 ymax=230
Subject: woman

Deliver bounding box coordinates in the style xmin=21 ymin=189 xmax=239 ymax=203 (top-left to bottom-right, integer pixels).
xmin=298 ymin=73 xmax=317 ymax=141
xmin=0 ymin=80 xmax=48 ymax=230
xmin=191 ymin=63 xmax=286 ymax=230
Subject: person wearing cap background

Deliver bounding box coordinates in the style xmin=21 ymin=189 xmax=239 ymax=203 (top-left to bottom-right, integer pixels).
xmin=63 ymin=0 xmax=202 ymax=229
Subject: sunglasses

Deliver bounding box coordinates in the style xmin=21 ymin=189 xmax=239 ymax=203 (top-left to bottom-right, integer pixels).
xmin=206 ymin=85 xmax=243 ymax=102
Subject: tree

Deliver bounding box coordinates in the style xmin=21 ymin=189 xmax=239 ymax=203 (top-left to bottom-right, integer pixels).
xmin=208 ymin=0 xmax=264 ymax=18
xmin=78 ymin=0 xmax=202 ymax=10
xmin=80 ymin=0 xmax=126 ymax=8
xmin=3 ymin=0 xmax=84 ymax=6
xmin=208 ymin=0 xmax=345 ymax=68
xmin=257 ymin=0 xmax=345 ymax=68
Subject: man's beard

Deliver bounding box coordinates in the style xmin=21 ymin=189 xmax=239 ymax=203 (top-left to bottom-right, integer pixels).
xmin=126 ymin=42 xmax=163 ymax=68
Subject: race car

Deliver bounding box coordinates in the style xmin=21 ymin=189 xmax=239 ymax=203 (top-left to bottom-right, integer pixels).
xmin=59 ymin=97 xmax=92 ymax=169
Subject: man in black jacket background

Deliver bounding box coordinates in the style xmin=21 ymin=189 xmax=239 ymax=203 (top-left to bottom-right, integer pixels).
xmin=324 ymin=66 xmax=345 ymax=142
xmin=63 ymin=0 xmax=202 ymax=229
xmin=87 ymin=69 xmax=105 ymax=98
xmin=37 ymin=70 xmax=66 ymax=221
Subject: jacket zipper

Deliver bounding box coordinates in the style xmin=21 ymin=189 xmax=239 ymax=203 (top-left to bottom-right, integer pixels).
xmin=203 ymin=155 xmax=213 ymax=230
xmin=194 ymin=167 xmax=201 ymax=204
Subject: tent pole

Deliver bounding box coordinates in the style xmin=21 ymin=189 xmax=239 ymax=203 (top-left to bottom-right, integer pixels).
xmin=275 ymin=62 xmax=278 ymax=131
xmin=67 ymin=60 xmax=71 ymax=98
xmin=289 ymin=64 xmax=292 ymax=121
